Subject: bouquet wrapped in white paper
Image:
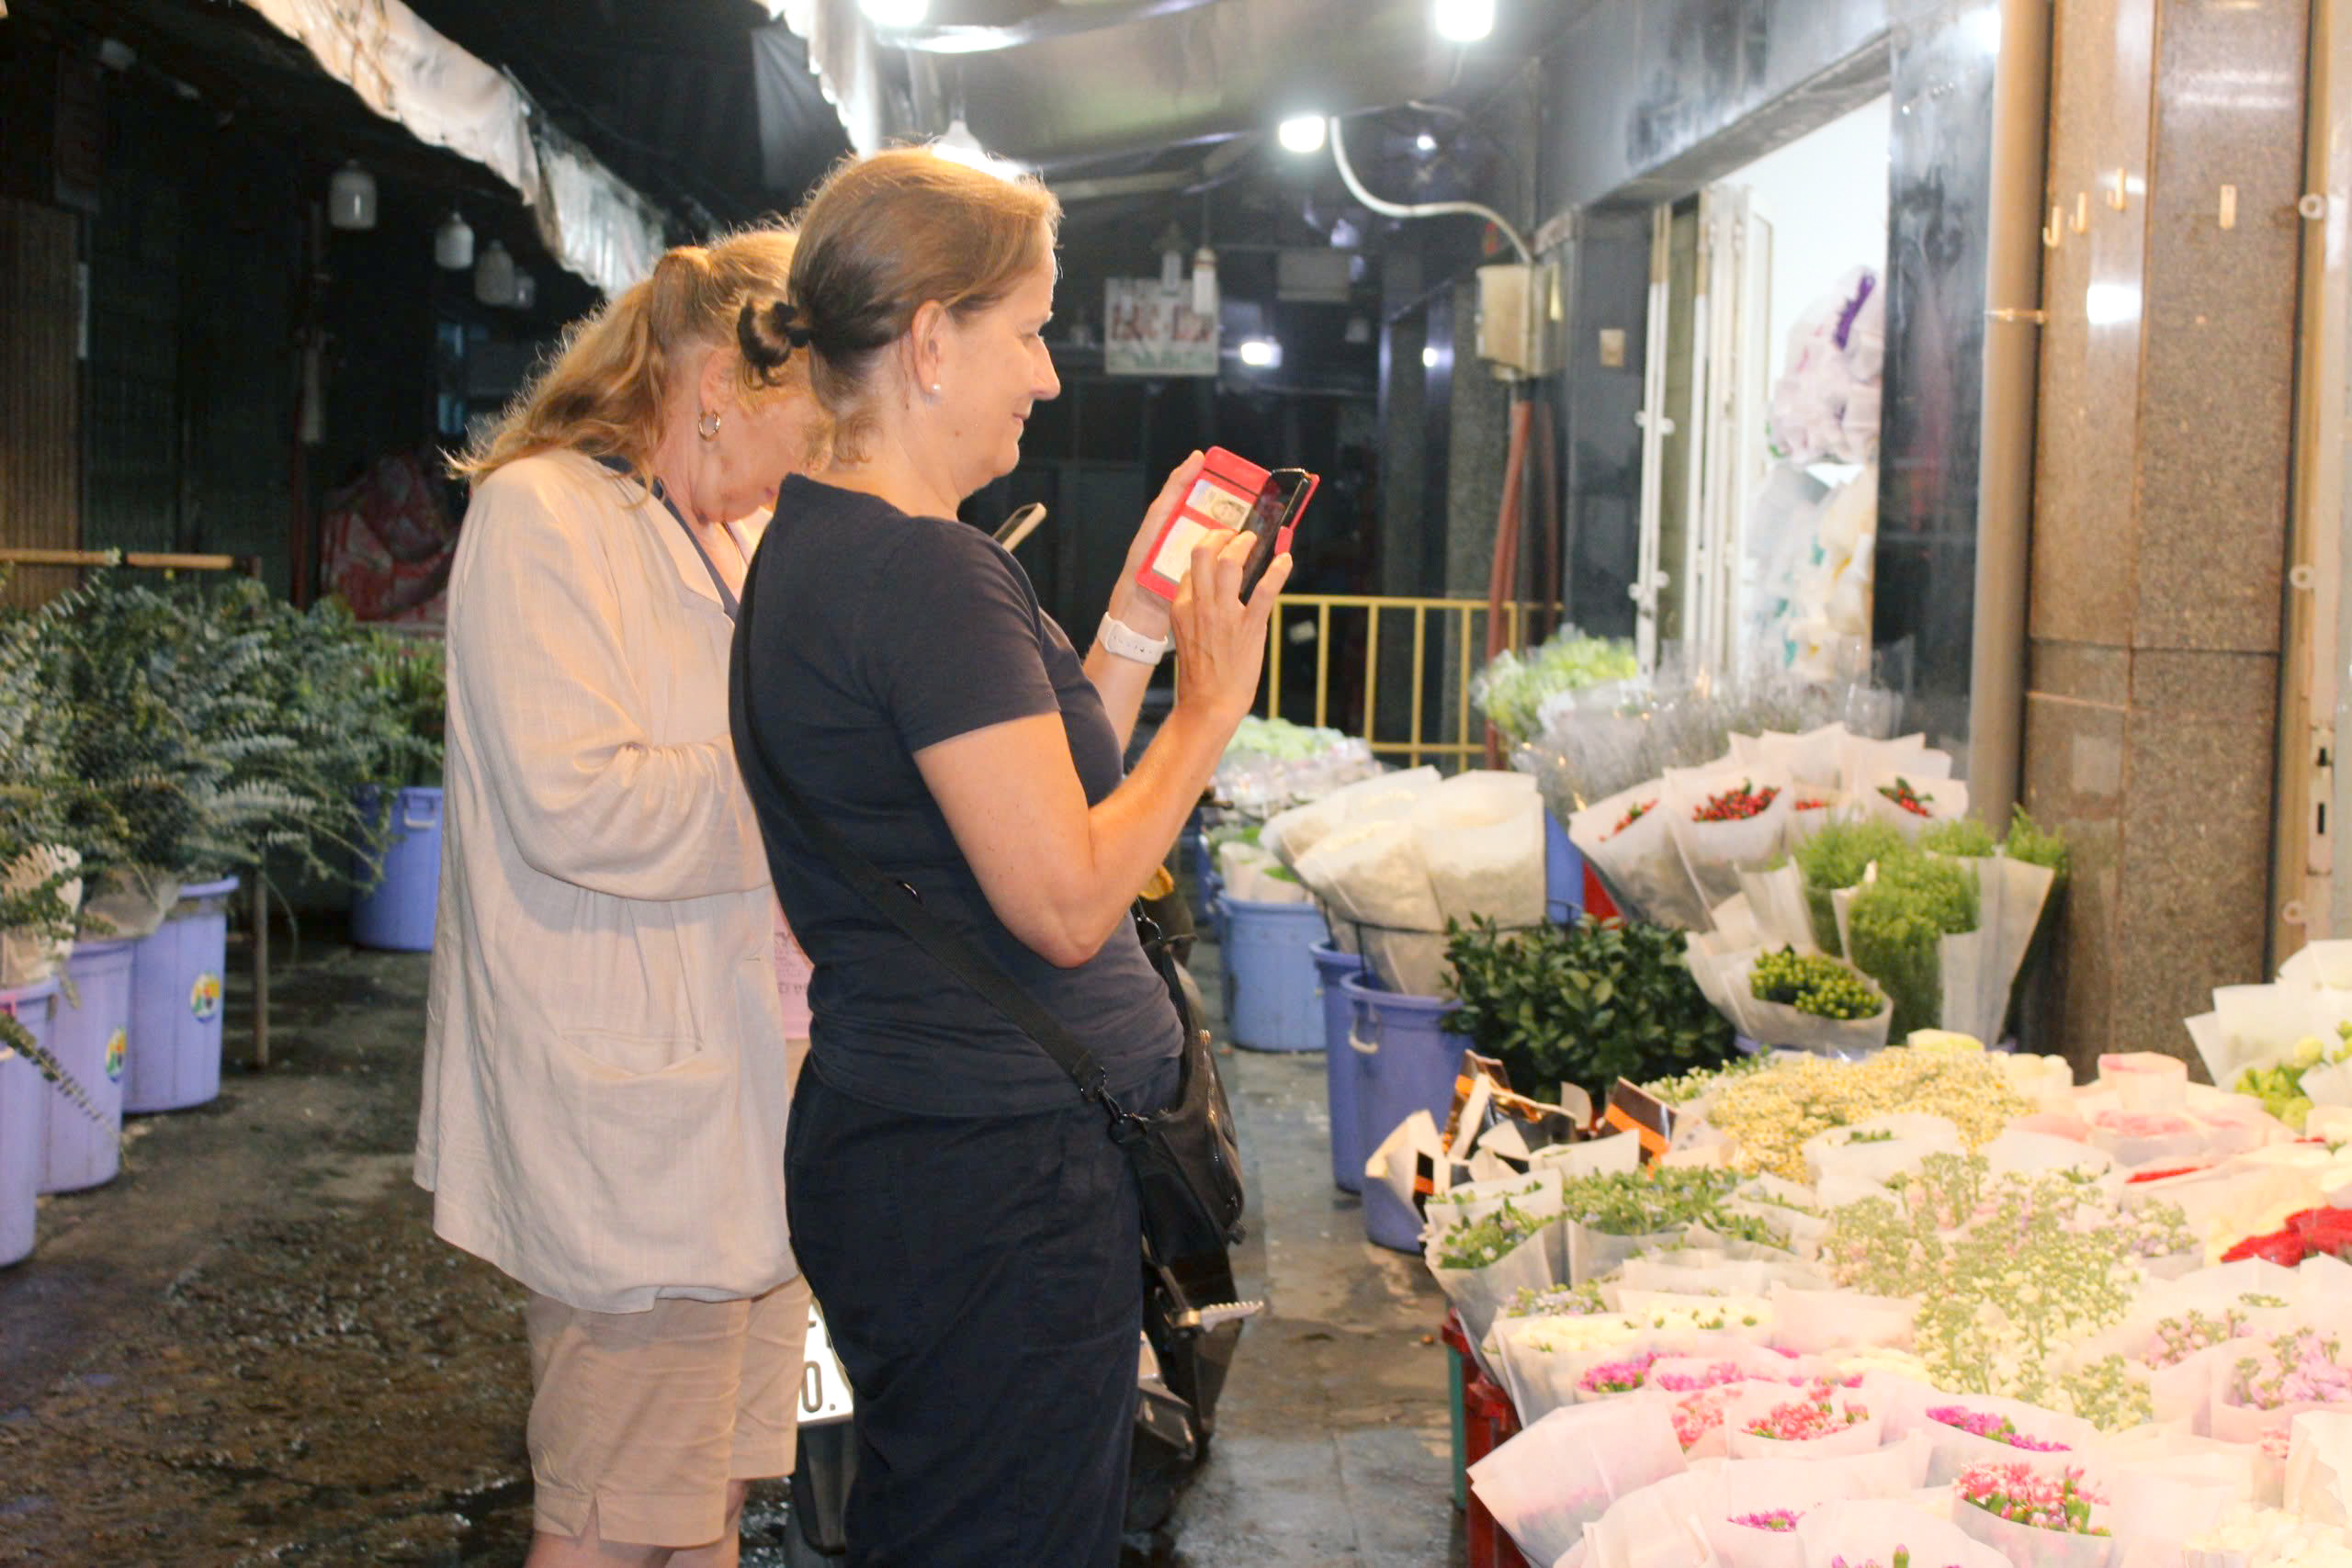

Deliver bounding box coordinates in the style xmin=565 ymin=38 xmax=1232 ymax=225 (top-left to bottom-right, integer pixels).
xmin=1467 ymin=1398 xmax=1688 ymax=1568
xmin=1569 ymin=781 xmax=1710 ymax=931
xmin=1793 ymin=1496 xmax=2012 ymax=1568
xmin=1665 ymin=762 xmax=1797 ymax=914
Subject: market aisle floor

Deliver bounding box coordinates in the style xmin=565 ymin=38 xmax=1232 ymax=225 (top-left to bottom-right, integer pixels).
xmin=0 ymin=930 xmax=1462 ymax=1566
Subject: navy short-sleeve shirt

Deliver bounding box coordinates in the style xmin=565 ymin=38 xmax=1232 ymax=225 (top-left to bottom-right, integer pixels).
xmin=731 ymin=475 xmax=1182 ymax=1117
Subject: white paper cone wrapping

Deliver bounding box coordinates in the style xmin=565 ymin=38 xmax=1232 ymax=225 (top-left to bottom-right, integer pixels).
xmin=1415 ymin=771 xmax=1546 ymax=929
xmin=1571 ymin=782 xmax=1710 ymax=930
xmin=1792 ymin=1497 xmax=2008 ymax=1568
xmin=1738 ymin=863 xmax=1823 ymax=954
xmin=2287 ymin=1410 xmax=2352 ymax=1528
xmin=1950 ymin=1501 xmax=2119 ymax=1568
xmin=1466 ymin=1398 xmax=1688 ymax=1568
xmin=1664 ymin=763 xmax=1797 ymax=915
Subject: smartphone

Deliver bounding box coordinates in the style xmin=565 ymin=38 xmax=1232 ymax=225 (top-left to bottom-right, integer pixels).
xmin=1238 ymin=468 xmax=1316 ymax=601
xmin=1135 ymin=447 xmax=1318 ymax=604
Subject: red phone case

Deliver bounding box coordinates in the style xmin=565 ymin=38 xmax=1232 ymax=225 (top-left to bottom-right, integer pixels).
xmin=1137 ymin=448 xmax=1302 ymax=603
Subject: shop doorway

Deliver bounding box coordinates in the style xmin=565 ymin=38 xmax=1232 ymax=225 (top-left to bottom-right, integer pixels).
xmin=1633 ymin=96 xmax=1894 ymax=683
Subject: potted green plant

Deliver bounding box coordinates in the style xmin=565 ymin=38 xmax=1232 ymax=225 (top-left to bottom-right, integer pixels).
xmin=0 ymin=588 xmax=86 ymax=984
xmin=1442 ymin=913 xmax=1739 ymax=1106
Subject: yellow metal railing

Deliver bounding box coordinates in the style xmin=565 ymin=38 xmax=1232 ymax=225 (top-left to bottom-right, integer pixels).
xmin=1261 ymin=594 xmax=1560 ymax=768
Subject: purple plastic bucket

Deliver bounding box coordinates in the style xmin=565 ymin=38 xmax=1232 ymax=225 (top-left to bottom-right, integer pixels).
xmin=1311 ymin=943 xmax=1367 ymax=1193
xmin=39 ymin=938 xmax=132 ymax=1193
xmin=125 ymin=876 xmax=238 ymax=1114
xmin=1343 ymin=973 xmax=1464 ymax=1254
xmin=351 ymin=786 xmax=442 ymax=953
xmin=0 ymin=977 xmax=64 ymax=1266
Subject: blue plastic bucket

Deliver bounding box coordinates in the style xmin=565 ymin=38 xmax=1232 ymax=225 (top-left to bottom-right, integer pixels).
xmin=1311 ymin=943 xmax=1368 ymax=1193
xmin=1216 ymin=897 xmax=1330 ymax=1052
xmin=39 ymin=939 xmax=132 ymax=1193
xmin=1344 ymin=973 xmax=1464 ymax=1253
xmin=352 ymin=786 xmax=442 ymax=952
xmin=1544 ymin=811 xmax=1586 ymax=925
xmin=125 ymin=877 xmax=238 ymax=1114
xmin=0 ymin=978 xmax=62 ymax=1266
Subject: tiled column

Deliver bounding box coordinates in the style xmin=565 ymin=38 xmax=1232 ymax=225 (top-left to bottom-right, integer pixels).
xmin=2023 ymin=0 xmax=2309 ymax=1069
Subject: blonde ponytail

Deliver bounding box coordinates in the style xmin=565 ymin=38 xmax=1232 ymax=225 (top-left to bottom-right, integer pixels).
xmin=452 ymin=226 xmax=820 ymax=483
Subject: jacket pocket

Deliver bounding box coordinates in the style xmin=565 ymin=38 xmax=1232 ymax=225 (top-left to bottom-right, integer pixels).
xmin=538 ymin=1032 xmax=738 ymax=1272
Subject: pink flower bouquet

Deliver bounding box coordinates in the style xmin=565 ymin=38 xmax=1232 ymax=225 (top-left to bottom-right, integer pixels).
xmin=1908 ymin=1393 xmax=2096 ymax=1487
xmin=1951 ymin=1461 xmax=2118 ymax=1568
xmin=1725 ymin=1383 xmax=1884 ymax=1461
xmin=2209 ymin=1327 xmax=2352 ymax=1446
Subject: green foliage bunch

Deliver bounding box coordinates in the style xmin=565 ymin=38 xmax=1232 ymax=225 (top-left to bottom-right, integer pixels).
xmin=0 ymin=584 xmax=84 ymax=943
xmin=1847 ymin=852 xmax=1982 ymax=1037
xmin=39 ymin=573 xmax=278 ymax=886
xmin=1921 ymin=817 xmax=1998 ymax=858
xmin=1442 ymin=913 xmax=1737 ymax=1102
xmin=1792 ymin=819 xmax=1905 ymax=951
xmin=1749 ymin=947 xmax=1883 ymax=1021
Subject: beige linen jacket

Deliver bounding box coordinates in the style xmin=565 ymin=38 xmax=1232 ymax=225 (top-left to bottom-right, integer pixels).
xmin=416 ymin=449 xmax=793 ymax=1314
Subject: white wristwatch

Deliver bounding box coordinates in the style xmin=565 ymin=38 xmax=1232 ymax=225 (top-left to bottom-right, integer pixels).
xmin=1096 ymin=613 xmax=1175 ymax=665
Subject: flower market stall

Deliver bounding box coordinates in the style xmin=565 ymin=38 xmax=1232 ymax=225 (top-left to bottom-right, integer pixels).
xmin=1373 ymin=1018 xmax=2352 ymax=1568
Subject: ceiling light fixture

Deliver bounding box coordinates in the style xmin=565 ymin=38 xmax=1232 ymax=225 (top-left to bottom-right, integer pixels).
xmin=327 ymin=160 xmax=377 ymax=231
xmin=1432 ymin=0 xmax=1496 ymax=44
xmin=1277 ymin=115 xmax=1327 ymax=154
xmin=1415 ymin=131 xmax=1438 ymax=154
xmin=1238 ymin=337 xmax=1280 ymax=368
xmin=933 ymin=116 xmax=1028 ymax=177
xmin=434 ymin=211 xmax=474 ymax=270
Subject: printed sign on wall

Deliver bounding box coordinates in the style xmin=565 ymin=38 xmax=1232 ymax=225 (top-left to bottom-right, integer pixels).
xmin=1104 ymin=279 xmax=1218 ymax=377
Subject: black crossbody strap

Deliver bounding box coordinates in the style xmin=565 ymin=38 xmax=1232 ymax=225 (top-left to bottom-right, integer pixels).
xmin=732 ymin=549 xmax=1120 ymax=1109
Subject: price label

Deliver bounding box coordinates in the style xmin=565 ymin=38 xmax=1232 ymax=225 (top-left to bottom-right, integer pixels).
xmin=801 ymin=1304 xmax=854 ymax=1427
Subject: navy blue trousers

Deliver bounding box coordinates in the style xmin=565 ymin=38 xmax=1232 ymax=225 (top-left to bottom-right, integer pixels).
xmin=786 ymin=1063 xmax=1172 ymax=1567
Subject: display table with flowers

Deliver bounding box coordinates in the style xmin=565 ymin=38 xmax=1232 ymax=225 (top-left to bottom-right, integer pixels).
xmin=1390 ymin=1014 xmax=2352 ymax=1568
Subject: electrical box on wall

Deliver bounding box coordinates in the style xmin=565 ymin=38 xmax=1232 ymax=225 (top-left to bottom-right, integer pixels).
xmin=1476 ymin=262 xmax=1564 ymax=378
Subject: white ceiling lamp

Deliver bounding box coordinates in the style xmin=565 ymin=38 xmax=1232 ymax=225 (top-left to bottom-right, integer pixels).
xmin=1157 ymin=222 xmax=1186 ymax=293
xmin=327 ymin=160 xmax=377 ymax=231
xmin=474 ymin=239 xmax=515 ymax=306
xmin=1432 ymin=0 xmax=1496 ymax=44
xmin=933 ymin=116 xmax=1029 ymax=177
xmin=1238 ymin=337 xmax=1280 ymax=369
xmin=1191 ymin=245 xmax=1218 ymax=319
xmin=434 ymin=210 xmax=474 ymax=270
xmin=1415 ymin=131 xmax=1438 ymax=154
xmin=1422 ymin=344 xmax=1442 ymax=369
xmin=859 ymin=0 xmax=929 ymax=27
xmin=1277 ymin=115 xmax=1327 ymax=154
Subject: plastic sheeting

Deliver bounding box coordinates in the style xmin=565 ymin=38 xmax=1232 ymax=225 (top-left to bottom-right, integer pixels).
xmin=757 ymin=0 xmax=883 ymax=156
xmin=238 ymin=0 xmax=667 ymax=297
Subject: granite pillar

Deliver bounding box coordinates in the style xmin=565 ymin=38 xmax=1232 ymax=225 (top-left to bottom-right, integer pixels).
xmin=2023 ymin=0 xmax=2308 ymax=1070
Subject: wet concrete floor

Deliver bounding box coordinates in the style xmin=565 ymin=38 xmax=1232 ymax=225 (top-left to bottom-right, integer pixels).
xmin=0 ymin=928 xmax=1461 ymax=1567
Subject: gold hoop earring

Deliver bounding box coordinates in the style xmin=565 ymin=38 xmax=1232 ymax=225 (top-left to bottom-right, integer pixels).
xmin=697 ymin=410 xmax=722 ymax=441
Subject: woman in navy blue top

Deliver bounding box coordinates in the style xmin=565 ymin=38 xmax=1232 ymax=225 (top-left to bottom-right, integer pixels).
xmin=729 ymin=147 xmax=1286 ymax=1566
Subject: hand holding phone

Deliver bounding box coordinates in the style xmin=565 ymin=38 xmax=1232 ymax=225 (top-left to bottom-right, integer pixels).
xmin=1135 ymin=446 xmax=1317 ymax=604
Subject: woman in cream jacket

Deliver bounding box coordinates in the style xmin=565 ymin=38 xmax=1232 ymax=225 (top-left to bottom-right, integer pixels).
xmin=417 ymin=227 xmax=825 ymax=1568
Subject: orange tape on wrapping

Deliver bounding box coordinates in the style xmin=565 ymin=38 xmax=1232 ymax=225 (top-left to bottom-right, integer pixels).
xmin=1603 ymin=1103 xmax=1668 ymax=1159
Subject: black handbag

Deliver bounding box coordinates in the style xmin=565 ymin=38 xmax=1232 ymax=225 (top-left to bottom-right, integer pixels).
xmin=731 ymin=560 xmax=1249 ymax=1329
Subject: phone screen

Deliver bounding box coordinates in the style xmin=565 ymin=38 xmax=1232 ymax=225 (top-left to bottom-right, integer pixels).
xmin=1238 ymin=469 xmax=1311 ymax=600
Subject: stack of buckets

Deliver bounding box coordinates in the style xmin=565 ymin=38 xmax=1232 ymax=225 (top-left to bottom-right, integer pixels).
xmin=0 ymin=874 xmax=241 ymax=1267
xmin=1301 ymin=812 xmax=1587 ymax=1254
